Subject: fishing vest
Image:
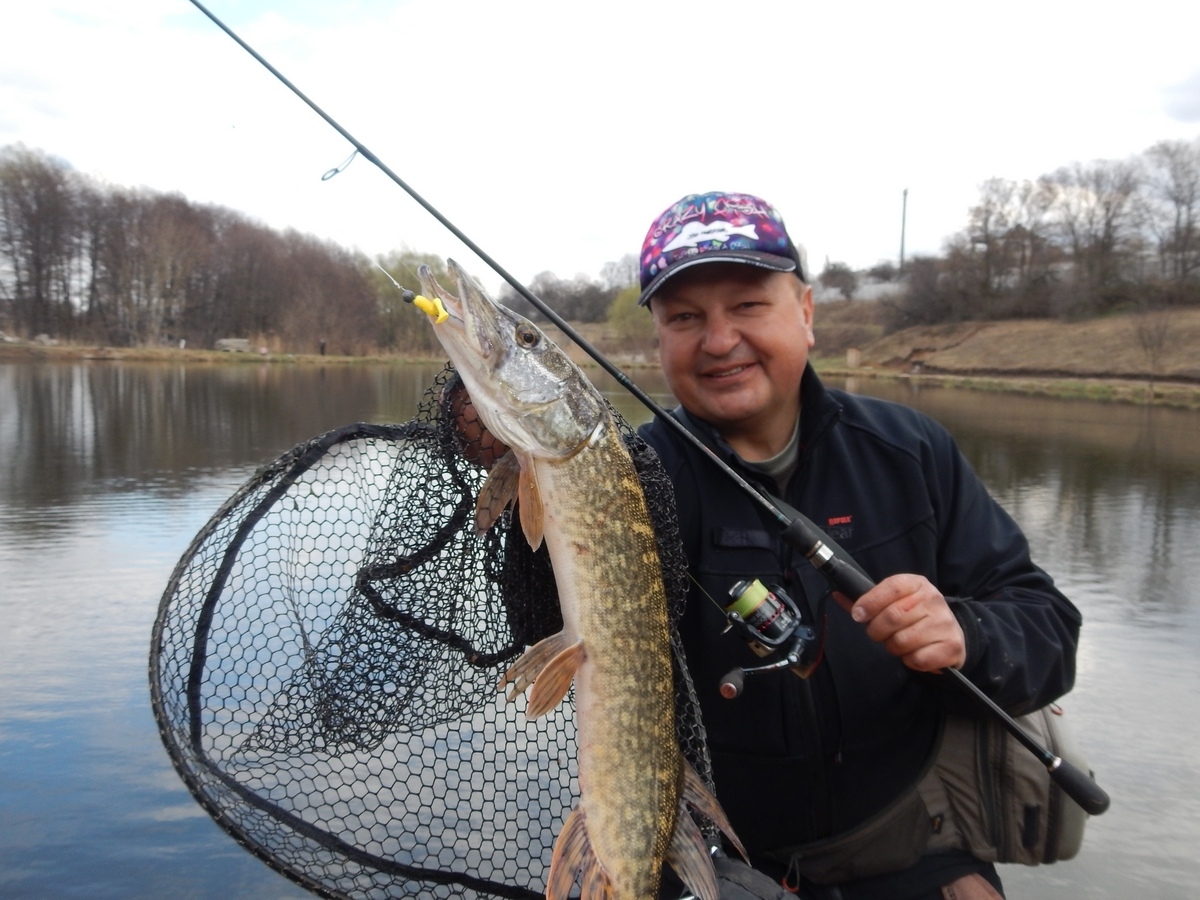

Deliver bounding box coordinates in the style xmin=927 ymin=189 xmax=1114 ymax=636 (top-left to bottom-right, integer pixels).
xmin=767 ymin=702 xmax=1092 ymax=883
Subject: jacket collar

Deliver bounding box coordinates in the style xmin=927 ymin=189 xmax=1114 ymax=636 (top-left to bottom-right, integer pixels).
xmin=798 ymin=363 xmax=843 ymax=455
xmin=674 ymin=363 xmax=843 ymax=468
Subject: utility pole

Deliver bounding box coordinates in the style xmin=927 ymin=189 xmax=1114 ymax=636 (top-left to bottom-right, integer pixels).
xmin=899 ymin=188 xmax=908 ymax=273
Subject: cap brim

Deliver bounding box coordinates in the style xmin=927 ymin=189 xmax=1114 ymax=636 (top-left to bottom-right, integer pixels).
xmin=637 ymin=250 xmax=798 ymax=306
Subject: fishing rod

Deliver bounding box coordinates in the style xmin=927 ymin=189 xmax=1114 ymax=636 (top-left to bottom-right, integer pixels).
xmin=187 ymin=0 xmax=1109 ymax=817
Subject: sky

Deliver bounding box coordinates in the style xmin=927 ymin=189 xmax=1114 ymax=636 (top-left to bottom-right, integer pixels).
xmin=4 ymin=0 xmax=1200 ymax=295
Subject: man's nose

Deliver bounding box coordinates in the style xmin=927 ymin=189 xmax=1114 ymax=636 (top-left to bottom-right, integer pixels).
xmin=700 ymin=315 xmax=740 ymax=355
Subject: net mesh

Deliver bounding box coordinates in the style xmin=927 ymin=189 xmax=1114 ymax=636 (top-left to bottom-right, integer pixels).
xmin=149 ymin=365 xmax=714 ymax=899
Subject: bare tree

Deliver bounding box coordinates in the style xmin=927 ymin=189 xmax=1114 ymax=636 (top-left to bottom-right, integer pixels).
xmin=819 ymin=261 xmax=858 ymax=299
xmin=85 ymin=188 xmax=215 ymax=345
xmin=939 ymin=178 xmax=1060 ymax=320
xmin=599 ymin=253 xmax=639 ymax=291
xmin=499 ymin=270 xmax=616 ymax=324
xmin=1044 ymin=159 xmax=1140 ymax=316
xmin=0 ymin=145 xmax=84 ymax=337
xmin=887 ymin=256 xmax=957 ymax=330
xmin=1139 ymin=138 xmax=1200 ymax=289
xmin=967 ymin=177 xmax=1016 ymax=298
xmin=279 ymin=233 xmax=379 ymax=355
xmin=1133 ymin=299 xmax=1173 ymax=401
xmin=1002 ymin=179 xmax=1057 ymax=309
xmin=0 ymin=142 xmax=393 ymax=351
xmin=867 ymin=261 xmax=898 ymax=282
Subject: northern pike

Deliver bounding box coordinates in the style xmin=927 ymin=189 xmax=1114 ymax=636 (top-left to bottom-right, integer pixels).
xmin=414 ymin=261 xmax=745 ymax=900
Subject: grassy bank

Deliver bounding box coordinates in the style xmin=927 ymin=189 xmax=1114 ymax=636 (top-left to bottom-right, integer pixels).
xmin=0 ymin=340 xmax=440 ymax=366
xmin=6 ymin=305 xmax=1200 ymax=409
xmin=813 ymin=363 xmax=1200 ymax=409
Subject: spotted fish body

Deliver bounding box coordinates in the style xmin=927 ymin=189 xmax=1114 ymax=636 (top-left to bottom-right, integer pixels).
xmin=416 ymin=262 xmax=744 ymax=900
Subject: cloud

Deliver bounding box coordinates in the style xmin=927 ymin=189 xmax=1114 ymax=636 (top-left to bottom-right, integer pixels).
xmin=1165 ymin=69 xmax=1200 ymax=123
xmin=4 ymin=0 xmax=1200 ymax=293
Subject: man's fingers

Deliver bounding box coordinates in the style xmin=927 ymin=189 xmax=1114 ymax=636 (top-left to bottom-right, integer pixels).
xmin=843 ymin=574 xmax=967 ymax=670
xmin=846 ymin=574 xmax=921 ymax=624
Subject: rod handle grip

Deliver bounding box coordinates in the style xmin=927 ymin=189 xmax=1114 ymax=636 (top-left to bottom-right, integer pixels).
xmin=1051 ymin=757 xmax=1111 ymax=816
xmin=823 ymin=556 xmax=875 ymax=600
xmin=780 ymin=518 xmax=876 ymax=600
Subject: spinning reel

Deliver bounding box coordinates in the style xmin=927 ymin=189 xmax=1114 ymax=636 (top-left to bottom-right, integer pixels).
xmin=718 ymin=578 xmax=823 ymax=699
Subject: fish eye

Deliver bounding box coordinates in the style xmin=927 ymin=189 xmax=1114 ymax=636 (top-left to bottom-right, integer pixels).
xmin=516 ymin=326 xmax=540 ymax=348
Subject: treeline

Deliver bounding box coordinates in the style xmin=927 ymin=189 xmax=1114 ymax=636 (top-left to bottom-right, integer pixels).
xmin=497 ymin=257 xmax=638 ymax=324
xmin=885 ymin=136 xmax=1200 ymax=330
xmin=0 ymin=145 xmax=383 ymax=353
xmin=14 ymin=134 xmax=1198 ymax=354
xmin=0 ymin=144 xmax=644 ymax=354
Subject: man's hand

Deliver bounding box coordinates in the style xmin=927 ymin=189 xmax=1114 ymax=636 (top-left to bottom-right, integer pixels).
xmin=835 ymin=574 xmax=967 ymax=672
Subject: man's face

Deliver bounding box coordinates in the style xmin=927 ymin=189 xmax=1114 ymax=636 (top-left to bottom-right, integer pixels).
xmin=650 ymin=264 xmax=814 ymax=457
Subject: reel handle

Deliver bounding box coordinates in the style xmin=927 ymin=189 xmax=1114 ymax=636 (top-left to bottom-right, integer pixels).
xmin=718 ymin=668 xmax=745 ymax=699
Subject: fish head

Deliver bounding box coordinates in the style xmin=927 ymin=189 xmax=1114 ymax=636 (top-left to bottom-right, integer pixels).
xmin=418 ymin=260 xmax=607 ymax=460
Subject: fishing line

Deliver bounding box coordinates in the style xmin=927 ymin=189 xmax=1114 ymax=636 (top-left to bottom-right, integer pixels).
xmin=372 ymin=260 xmax=414 ymax=294
xmin=186 ymin=0 xmax=1109 ymax=817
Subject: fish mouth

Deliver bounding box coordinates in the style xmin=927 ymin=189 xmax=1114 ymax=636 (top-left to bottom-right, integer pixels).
xmin=417 ymin=260 xmax=501 ymax=361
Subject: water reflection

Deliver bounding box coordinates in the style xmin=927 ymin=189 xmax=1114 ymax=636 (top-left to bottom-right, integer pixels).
xmin=826 ymin=378 xmax=1200 ymax=622
xmin=1 ymin=362 xmax=1198 ymax=899
xmin=0 ymin=362 xmax=449 ymax=511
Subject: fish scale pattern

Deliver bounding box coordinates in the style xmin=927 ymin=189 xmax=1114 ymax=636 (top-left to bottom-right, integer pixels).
xmin=150 ymin=365 xmax=712 ymax=899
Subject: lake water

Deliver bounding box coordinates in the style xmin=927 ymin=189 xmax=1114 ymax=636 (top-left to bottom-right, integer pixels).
xmin=1 ymin=360 xmax=1198 ymax=899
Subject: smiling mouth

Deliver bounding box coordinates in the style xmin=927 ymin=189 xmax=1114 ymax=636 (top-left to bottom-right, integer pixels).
xmin=704 ymin=363 xmax=754 ymax=379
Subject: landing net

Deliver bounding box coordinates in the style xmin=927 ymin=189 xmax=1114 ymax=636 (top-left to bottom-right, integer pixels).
xmin=149 ymin=365 xmax=712 ymax=899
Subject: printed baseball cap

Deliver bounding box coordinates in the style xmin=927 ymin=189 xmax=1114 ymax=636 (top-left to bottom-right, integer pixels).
xmin=637 ymin=191 xmax=807 ymax=306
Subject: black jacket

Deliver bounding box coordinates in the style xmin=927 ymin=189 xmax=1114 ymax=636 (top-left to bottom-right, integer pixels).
xmin=638 ymin=365 xmax=1081 ymax=869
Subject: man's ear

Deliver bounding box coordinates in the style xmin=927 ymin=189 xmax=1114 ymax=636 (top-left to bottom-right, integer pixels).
xmin=799 ymin=281 xmax=815 ymax=348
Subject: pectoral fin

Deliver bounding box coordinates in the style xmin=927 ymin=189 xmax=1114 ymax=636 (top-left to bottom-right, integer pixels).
xmin=475 ymin=451 xmax=520 ymax=534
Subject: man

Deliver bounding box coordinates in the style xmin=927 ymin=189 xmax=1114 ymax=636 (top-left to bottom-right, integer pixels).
xmin=633 ymin=192 xmax=1081 ymax=899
